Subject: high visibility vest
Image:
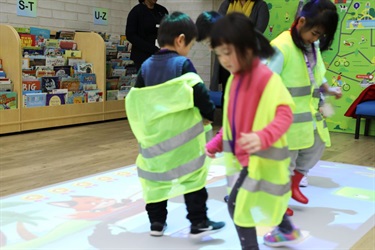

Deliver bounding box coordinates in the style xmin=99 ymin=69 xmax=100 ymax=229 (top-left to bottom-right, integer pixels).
xmin=270 ymin=31 xmax=331 ymax=150
xmin=125 ymin=73 xmax=211 ymax=203
xmin=223 ymin=73 xmax=295 ymax=227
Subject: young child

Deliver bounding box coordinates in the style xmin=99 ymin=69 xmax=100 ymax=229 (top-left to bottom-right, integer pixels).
xmin=266 ymin=0 xmax=342 ymax=216
xmin=195 ymin=11 xmax=223 ymax=44
xmin=125 ymin=11 xmax=225 ymax=239
xmin=206 ymin=12 xmax=302 ymax=248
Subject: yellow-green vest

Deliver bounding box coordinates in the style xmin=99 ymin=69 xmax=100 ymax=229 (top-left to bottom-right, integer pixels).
xmin=223 ymin=73 xmax=295 ymax=227
xmin=270 ymin=31 xmax=330 ymax=150
xmin=125 ymin=72 xmax=212 ymax=203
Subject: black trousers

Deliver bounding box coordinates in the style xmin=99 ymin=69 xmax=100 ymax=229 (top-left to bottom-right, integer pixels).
xmin=146 ymin=187 xmax=208 ymax=226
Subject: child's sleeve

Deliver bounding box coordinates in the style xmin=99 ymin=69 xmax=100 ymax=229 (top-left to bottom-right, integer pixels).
xmin=255 ymin=105 xmax=293 ymax=150
xmin=206 ymin=128 xmax=223 ymax=154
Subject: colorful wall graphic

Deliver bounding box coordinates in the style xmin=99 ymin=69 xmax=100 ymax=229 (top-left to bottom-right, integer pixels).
xmin=267 ymin=0 xmax=375 ymax=135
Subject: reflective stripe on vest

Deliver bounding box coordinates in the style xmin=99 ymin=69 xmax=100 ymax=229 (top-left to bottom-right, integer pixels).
xmin=137 ymin=154 xmax=206 ymax=181
xmin=139 ymin=121 xmax=204 ymax=158
xmin=242 ymin=177 xmax=290 ymax=196
xmin=293 ymin=112 xmax=313 ymax=123
xmin=223 ymin=140 xmax=289 ymax=161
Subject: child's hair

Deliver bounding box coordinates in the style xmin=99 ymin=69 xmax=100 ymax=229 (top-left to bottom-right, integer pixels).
xmin=195 ymin=11 xmax=222 ymax=42
xmin=228 ymin=0 xmax=255 ymax=3
xmin=291 ymin=0 xmax=338 ymax=52
xmin=157 ymin=11 xmax=197 ymax=47
xmin=210 ymin=12 xmax=274 ymax=64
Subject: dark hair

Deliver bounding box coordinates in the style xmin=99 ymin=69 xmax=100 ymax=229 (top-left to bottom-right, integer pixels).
xmin=210 ymin=12 xmax=274 ymax=65
xmin=157 ymin=11 xmax=197 ymax=47
xmin=138 ymin=0 xmax=144 ymax=3
xmin=291 ymin=0 xmax=338 ymax=52
xmin=195 ymin=11 xmax=222 ymax=42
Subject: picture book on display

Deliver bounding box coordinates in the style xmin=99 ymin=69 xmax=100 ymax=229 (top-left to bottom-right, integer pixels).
xmin=41 ymin=76 xmax=60 ymax=92
xmin=46 ymin=93 xmax=66 ymax=106
xmin=22 ymin=79 xmax=41 ymax=92
xmin=20 ymin=34 xmax=36 ymax=47
xmin=0 ymin=92 xmax=17 ymax=109
xmin=23 ymin=92 xmax=47 ymax=107
xmin=67 ymin=91 xmax=85 ymax=104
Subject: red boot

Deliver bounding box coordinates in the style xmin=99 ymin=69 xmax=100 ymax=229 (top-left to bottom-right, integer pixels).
xmin=292 ymin=170 xmax=309 ymax=204
xmin=286 ymin=207 xmax=294 ymax=216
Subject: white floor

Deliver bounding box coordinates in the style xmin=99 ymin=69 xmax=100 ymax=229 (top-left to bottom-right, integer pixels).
xmin=1 ymin=160 xmax=374 ymax=249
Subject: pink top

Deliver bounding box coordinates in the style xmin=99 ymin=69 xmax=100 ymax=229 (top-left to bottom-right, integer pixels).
xmin=206 ymin=59 xmax=293 ymax=166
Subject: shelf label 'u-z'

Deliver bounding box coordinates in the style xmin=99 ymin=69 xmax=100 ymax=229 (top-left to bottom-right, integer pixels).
xmin=93 ymin=8 xmax=108 ymax=26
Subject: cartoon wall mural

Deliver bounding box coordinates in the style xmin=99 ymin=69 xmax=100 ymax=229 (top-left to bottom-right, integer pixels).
xmin=267 ymin=0 xmax=375 ymax=135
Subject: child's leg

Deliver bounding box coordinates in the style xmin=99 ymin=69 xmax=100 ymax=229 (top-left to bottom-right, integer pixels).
xmin=295 ymin=130 xmax=325 ymax=176
xmin=184 ymin=187 xmax=208 ymax=225
xmin=146 ymin=200 xmax=168 ymax=236
xmin=186 ymin=187 xmax=225 ymax=238
xmin=228 ymin=167 xmax=259 ymax=250
xmin=146 ymin=200 xmax=168 ymax=224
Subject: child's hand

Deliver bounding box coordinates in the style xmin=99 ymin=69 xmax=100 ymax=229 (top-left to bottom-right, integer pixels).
xmin=205 ymin=147 xmax=216 ymax=158
xmin=203 ymin=119 xmax=212 ymax=126
xmin=328 ymin=87 xmax=343 ymax=99
xmin=237 ymin=132 xmax=262 ymax=154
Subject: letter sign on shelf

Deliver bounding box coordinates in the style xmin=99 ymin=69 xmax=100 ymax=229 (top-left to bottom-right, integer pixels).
xmin=93 ymin=8 xmax=108 ymax=26
xmin=17 ymin=0 xmax=37 ymax=17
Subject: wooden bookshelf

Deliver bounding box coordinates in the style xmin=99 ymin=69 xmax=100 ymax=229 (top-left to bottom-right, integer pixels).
xmin=20 ymin=32 xmax=106 ymax=131
xmin=0 ymin=29 xmax=127 ymax=134
xmin=104 ymin=100 xmax=126 ymax=120
xmin=0 ymin=24 xmax=22 ymax=134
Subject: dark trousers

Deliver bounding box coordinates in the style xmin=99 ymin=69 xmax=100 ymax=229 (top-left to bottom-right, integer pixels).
xmin=146 ymin=187 xmax=208 ymax=226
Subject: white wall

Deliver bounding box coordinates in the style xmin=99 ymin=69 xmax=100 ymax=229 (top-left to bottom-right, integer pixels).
xmin=0 ymin=0 xmax=223 ymax=85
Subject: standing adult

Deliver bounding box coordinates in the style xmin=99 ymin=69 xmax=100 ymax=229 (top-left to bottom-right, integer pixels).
xmin=125 ymin=0 xmax=168 ymax=71
xmin=212 ymin=0 xmax=270 ymax=107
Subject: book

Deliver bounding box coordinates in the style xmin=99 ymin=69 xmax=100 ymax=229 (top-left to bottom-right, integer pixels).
xmin=0 ymin=92 xmax=17 ymax=109
xmin=75 ymin=63 xmax=93 ymax=73
xmin=67 ymin=91 xmax=85 ymax=104
xmin=30 ymin=27 xmax=50 ymax=47
xmin=78 ymin=73 xmax=96 ymax=86
xmin=106 ymin=78 xmax=119 ymax=90
xmin=46 ymin=57 xmax=66 ymax=67
xmin=106 ymin=90 xmax=119 ymax=101
xmin=118 ymin=75 xmax=136 ymax=88
xmin=19 ymin=34 xmax=36 ymax=47
xmin=14 ymin=27 xmax=30 ymax=34
xmin=22 ymin=79 xmax=41 ymax=91
xmin=23 ymin=92 xmax=46 ymax=107
xmin=46 ymin=93 xmax=66 ymax=106
xmin=64 ymin=50 xmax=81 ymax=59
xmin=54 ymin=66 xmax=72 ymax=78
xmin=60 ymin=41 xmax=77 ymax=50
xmin=0 ymin=83 xmax=14 ymax=92
xmin=56 ymin=30 xmax=75 ymax=40
xmin=44 ymin=47 xmax=64 ymax=57
xmin=85 ymin=90 xmax=103 ymax=103
xmin=30 ymin=27 xmax=51 ymax=39
xmin=41 ymin=76 xmax=60 ymax=92
xmin=68 ymin=58 xmax=85 ymax=68
xmin=60 ymin=78 xmax=80 ymax=91
xmin=45 ymin=39 xmax=60 ymax=48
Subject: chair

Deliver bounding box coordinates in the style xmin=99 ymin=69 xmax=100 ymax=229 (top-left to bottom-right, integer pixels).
xmin=354 ymin=100 xmax=375 ymax=139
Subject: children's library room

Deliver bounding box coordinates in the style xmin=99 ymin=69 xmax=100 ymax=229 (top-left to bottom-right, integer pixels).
xmin=0 ymin=0 xmax=374 ymax=249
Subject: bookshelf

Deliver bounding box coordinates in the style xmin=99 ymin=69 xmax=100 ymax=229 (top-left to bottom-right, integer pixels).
xmin=0 ymin=29 xmax=126 ymax=134
xmin=0 ymin=24 xmax=22 ymax=134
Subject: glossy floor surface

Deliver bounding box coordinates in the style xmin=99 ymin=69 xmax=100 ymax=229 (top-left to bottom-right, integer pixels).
xmin=1 ymin=159 xmax=373 ymax=249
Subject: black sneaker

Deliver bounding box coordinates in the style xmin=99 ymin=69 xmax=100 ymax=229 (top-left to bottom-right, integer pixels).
xmin=150 ymin=222 xmax=167 ymax=237
xmin=224 ymin=195 xmax=229 ymax=203
xmin=189 ymin=220 xmax=225 ymax=239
